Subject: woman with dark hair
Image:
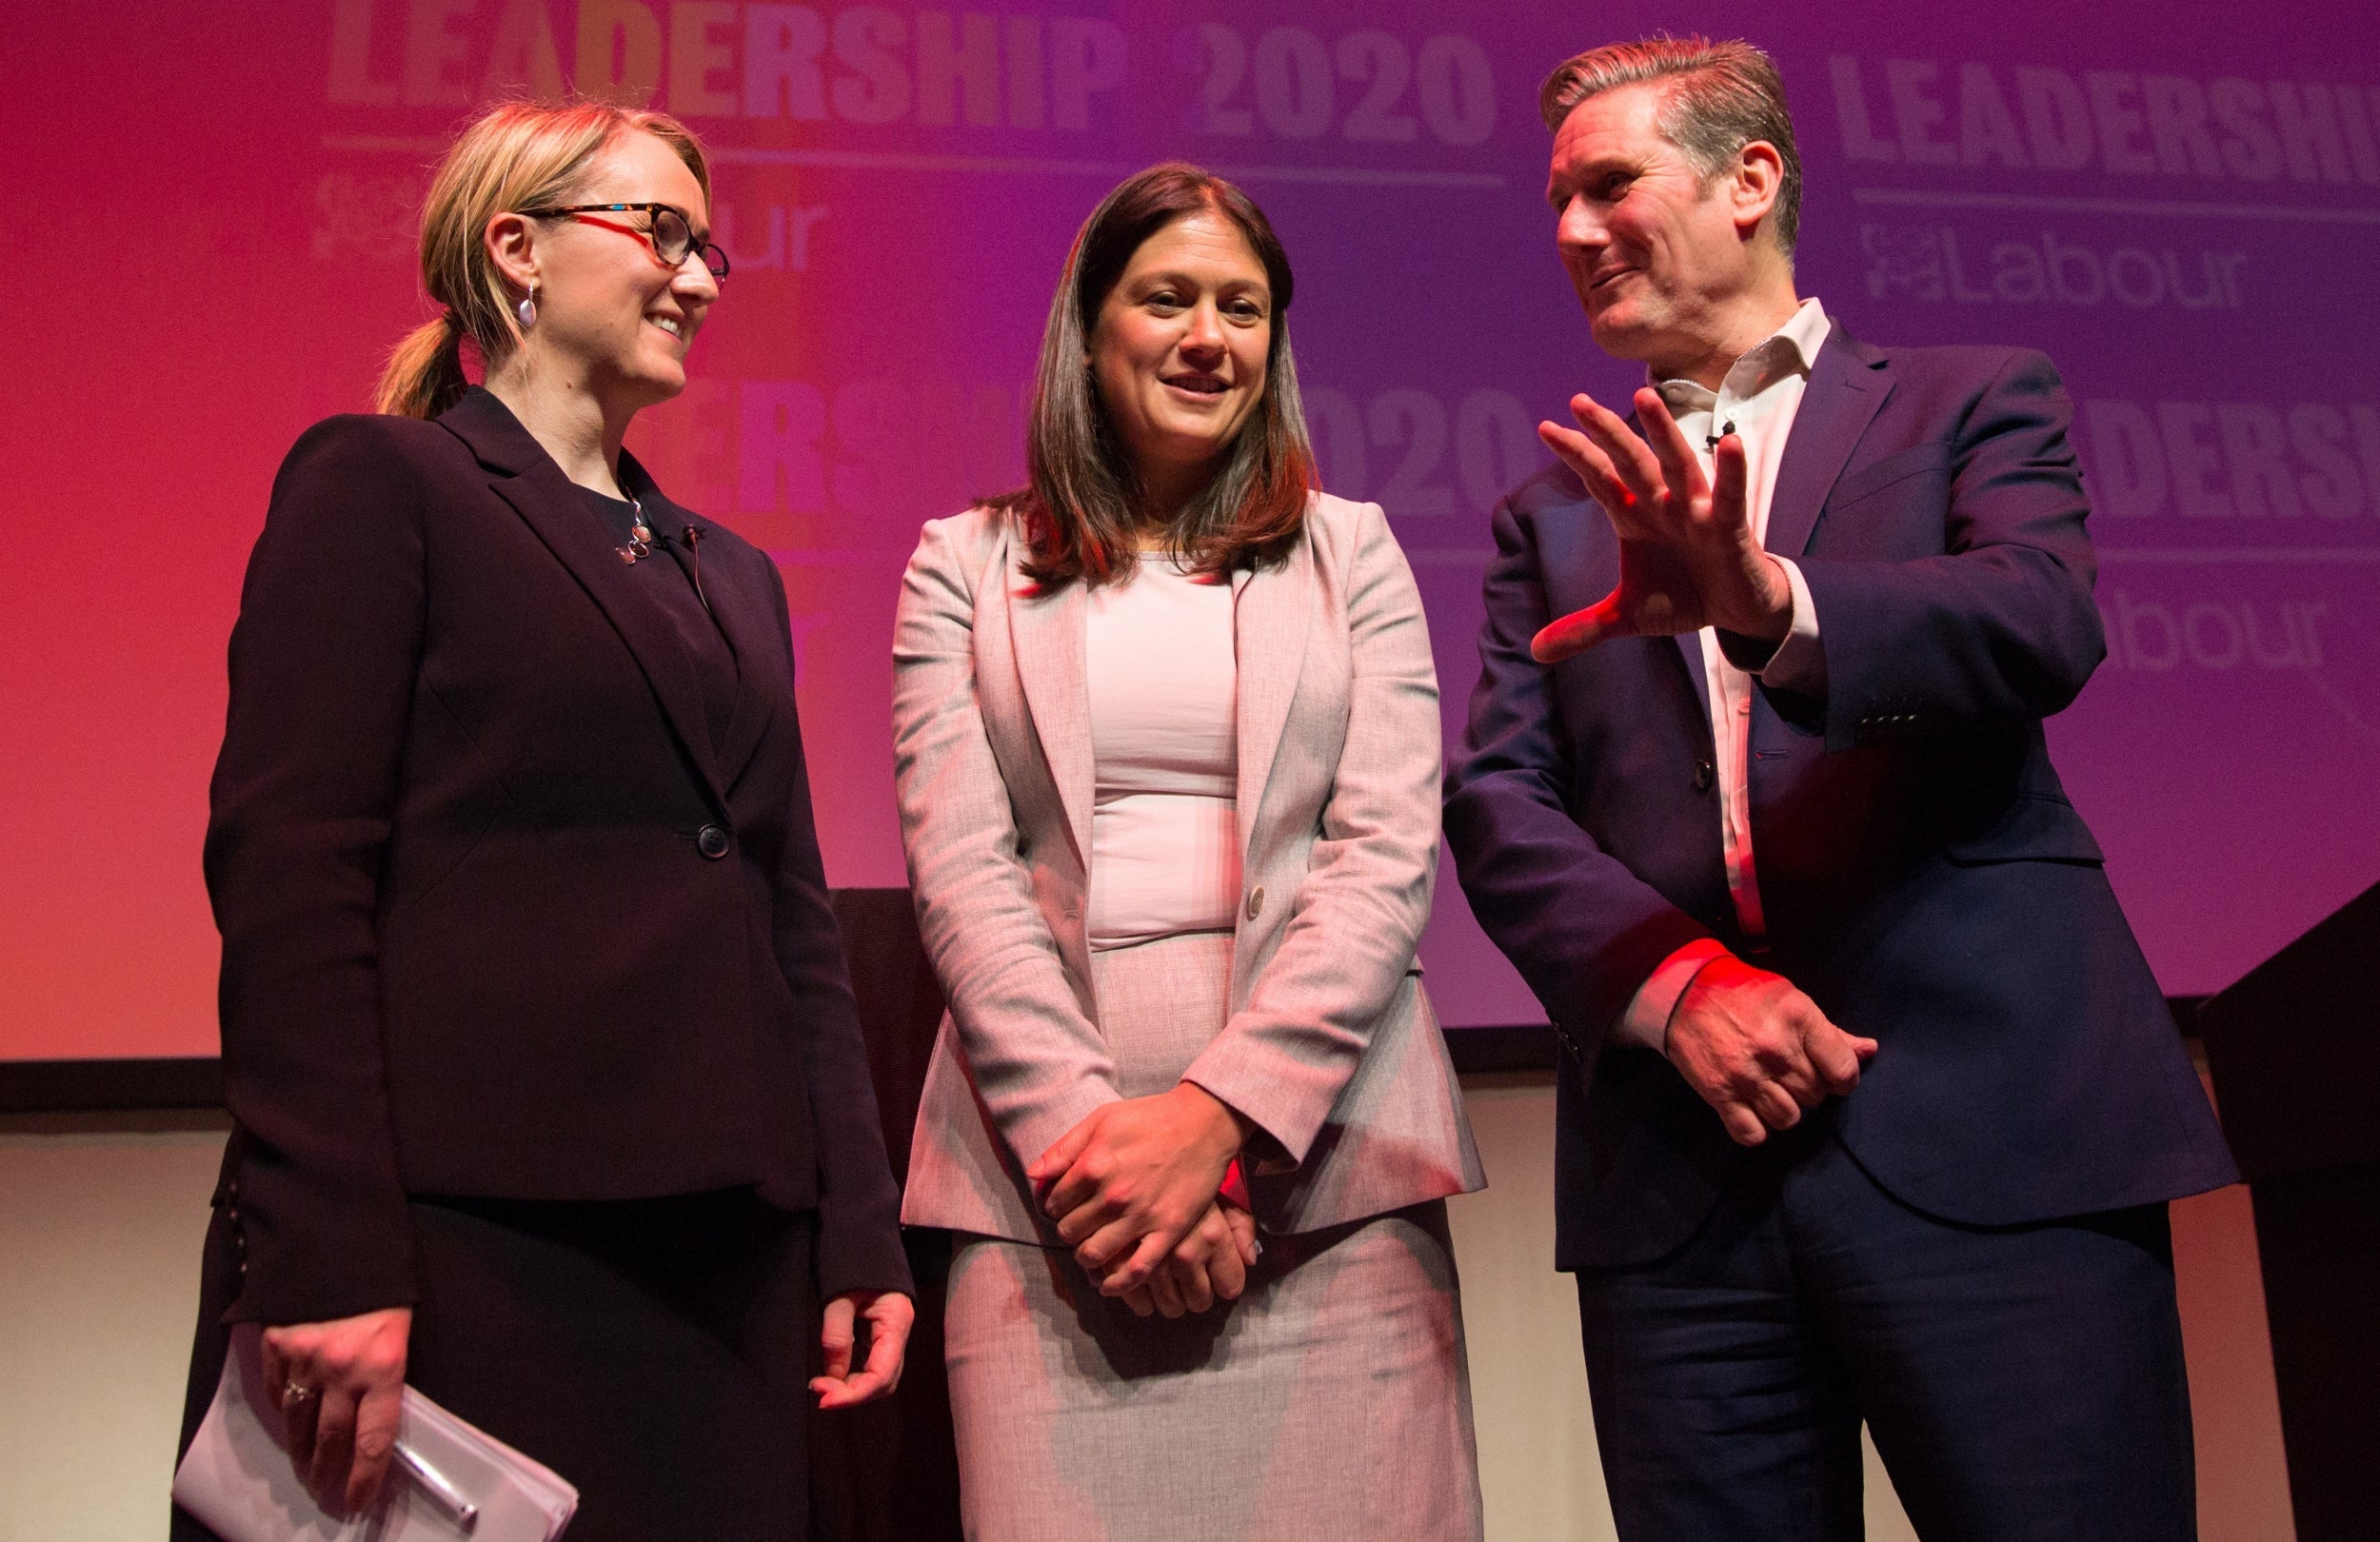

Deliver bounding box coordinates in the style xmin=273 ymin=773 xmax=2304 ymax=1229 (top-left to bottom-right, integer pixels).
xmin=172 ymin=100 xmax=911 ymax=1541
xmin=892 ymin=163 xmax=1486 ymax=1539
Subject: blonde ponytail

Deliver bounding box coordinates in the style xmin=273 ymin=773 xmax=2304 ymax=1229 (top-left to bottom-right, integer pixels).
xmin=373 ymin=99 xmax=713 ymax=419
xmin=374 ymin=311 xmax=471 ymax=418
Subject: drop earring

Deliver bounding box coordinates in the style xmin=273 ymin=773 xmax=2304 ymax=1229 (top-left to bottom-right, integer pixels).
xmin=516 ymin=285 xmax=538 ymax=329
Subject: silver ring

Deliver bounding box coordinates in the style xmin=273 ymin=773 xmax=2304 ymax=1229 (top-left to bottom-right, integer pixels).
xmin=282 ymin=1380 xmax=319 ymax=1404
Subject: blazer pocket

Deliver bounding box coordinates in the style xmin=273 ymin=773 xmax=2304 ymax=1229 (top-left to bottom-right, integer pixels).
xmin=1942 ymin=792 xmax=2106 ymax=865
xmin=1824 ymin=443 xmax=1954 ymax=513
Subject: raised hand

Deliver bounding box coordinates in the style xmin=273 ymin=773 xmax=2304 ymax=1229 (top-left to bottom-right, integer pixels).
xmin=1531 ymin=386 xmax=1794 ymax=663
xmin=1027 ymin=1083 xmax=1250 ymax=1296
xmin=1664 ymin=954 xmax=1877 ymax=1145
xmin=258 ymin=1306 xmax=412 ymax=1514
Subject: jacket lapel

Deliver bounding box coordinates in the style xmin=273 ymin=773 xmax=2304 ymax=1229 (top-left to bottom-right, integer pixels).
xmin=1672 ymin=637 xmax=1710 ymax=732
xmin=437 ymin=390 xmax=730 ymax=814
xmin=1766 ymin=324 xmax=1893 ymax=560
xmin=1233 ymin=535 xmax=1313 ymax=864
xmin=704 ymin=559 xmax=780 ymax=797
xmin=624 ymin=455 xmax=780 ymax=796
xmin=1004 ymin=549 xmax=1095 ymax=868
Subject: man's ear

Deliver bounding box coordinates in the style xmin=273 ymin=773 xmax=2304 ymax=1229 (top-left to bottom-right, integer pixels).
xmin=1730 ymin=141 xmax=1785 ymax=241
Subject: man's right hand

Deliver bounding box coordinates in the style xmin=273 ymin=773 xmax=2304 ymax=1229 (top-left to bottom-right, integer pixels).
xmin=1530 ymin=388 xmax=1793 ymax=662
xmin=1665 ymin=955 xmax=1876 ymax=1145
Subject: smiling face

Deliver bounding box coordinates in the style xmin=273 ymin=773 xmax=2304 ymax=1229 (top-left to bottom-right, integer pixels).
xmin=1087 ymin=210 xmax=1273 ymax=512
xmin=506 ymin=129 xmax=719 ymax=411
xmin=1546 ymin=83 xmax=1771 ymax=378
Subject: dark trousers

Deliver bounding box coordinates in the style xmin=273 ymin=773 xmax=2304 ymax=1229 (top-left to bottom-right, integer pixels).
xmin=175 ymin=1190 xmax=819 ymax=1542
xmin=1575 ymin=1125 xmax=2196 ymax=1542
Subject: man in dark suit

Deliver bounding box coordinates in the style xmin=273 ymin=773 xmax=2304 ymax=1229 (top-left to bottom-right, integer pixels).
xmin=1442 ymin=36 xmax=2237 ymax=1539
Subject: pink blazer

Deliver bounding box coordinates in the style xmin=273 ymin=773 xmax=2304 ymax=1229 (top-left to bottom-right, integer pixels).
xmin=890 ymin=493 xmax=1484 ymax=1242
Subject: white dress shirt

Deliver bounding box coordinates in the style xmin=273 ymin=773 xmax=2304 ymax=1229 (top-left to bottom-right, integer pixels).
xmin=1083 ymin=559 xmax=1243 ymax=950
xmin=1611 ymin=297 xmax=1833 ymax=1049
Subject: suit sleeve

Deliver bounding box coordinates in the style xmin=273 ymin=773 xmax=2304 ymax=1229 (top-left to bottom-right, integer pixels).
xmin=1791 ymin=349 xmax=2106 ymax=752
xmin=1442 ymin=493 xmax=1716 ymax=1052
xmin=1180 ymin=502 xmax=1441 ymax=1166
xmin=762 ymin=567 xmax=914 ymax=1302
xmin=890 ymin=517 xmax=1122 ymax=1171
xmin=204 ymin=419 xmax=426 ymax=1325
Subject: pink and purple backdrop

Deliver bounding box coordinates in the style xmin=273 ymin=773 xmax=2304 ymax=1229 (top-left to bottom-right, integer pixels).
xmin=7 ymin=0 xmax=2376 ymax=1058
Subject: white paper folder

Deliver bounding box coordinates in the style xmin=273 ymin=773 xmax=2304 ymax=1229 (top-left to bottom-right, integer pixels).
xmin=172 ymin=1324 xmax=578 ymax=1541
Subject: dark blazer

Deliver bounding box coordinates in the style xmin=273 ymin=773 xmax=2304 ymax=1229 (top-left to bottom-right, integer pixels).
xmin=205 ymin=387 xmax=910 ymax=1325
xmin=1443 ymin=322 xmax=2237 ymax=1271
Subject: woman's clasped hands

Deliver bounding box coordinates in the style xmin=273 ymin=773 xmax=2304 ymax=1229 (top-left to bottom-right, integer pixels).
xmin=1027 ymin=1082 xmax=1260 ymax=1318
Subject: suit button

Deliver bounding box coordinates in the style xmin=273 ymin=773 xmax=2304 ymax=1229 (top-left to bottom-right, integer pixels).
xmin=1246 ymin=886 xmax=1265 ymax=919
xmin=1693 ymin=760 xmax=1716 ymax=792
xmin=697 ymin=824 xmax=731 ymax=860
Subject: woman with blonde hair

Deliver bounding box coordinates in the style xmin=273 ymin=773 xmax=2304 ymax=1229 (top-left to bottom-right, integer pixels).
xmin=171 ymin=99 xmax=911 ymax=1541
xmin=893 ymin=162 xmax=1487 ymax=1539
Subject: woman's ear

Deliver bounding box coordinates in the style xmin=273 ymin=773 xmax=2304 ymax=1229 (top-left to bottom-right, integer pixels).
xmin=485 ymin=210 xmax=540 ymax=297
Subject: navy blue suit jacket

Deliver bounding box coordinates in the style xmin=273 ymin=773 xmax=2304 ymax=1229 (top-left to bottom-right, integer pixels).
xmin=1443 ymin=322 xmax=2237 ymax=1270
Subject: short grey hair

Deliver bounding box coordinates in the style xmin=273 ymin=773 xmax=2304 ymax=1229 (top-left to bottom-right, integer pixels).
xmin=1538 ymin=35 xmax=1803 ymax=256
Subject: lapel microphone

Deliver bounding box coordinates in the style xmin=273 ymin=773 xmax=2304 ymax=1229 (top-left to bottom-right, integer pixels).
xmin=683 ymin=524 xmax=710 ymax=613
xmin=1706 ymin=419 xmax=1736 ymax=451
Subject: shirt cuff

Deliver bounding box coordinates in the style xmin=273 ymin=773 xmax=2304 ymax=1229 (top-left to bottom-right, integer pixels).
xmin=1757 ymin=557 xmax=1825 ymax=695
xmin=1610 ymin=939 xmax=1732 ymax=1051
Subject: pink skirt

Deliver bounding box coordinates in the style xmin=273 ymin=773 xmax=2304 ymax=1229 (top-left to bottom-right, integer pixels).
xmin=940 ymin=930 xmax=1482 ymax=1541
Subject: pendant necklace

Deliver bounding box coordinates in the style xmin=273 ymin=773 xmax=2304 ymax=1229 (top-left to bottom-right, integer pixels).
xmin=618 ymin=495 xmax=654 ymax=564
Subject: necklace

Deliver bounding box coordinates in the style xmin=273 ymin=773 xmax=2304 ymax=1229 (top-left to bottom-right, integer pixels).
xmin=617 ymin=495 xmax=654 ymax=564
